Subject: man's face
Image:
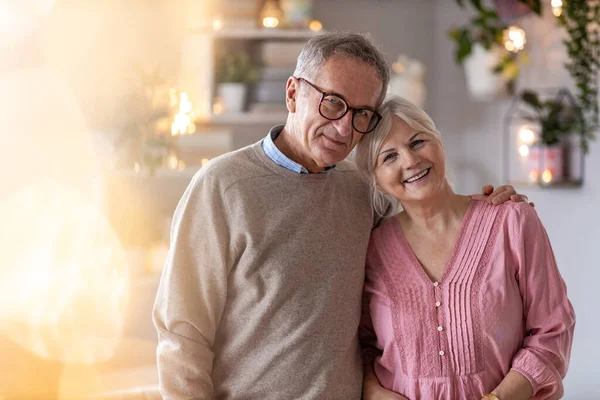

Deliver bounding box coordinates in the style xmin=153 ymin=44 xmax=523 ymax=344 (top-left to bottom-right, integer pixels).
xmin=285 ymin=56 xmax=382 ymax=172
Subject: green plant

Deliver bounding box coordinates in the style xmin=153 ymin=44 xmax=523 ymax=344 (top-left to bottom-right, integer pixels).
xmin=556 ymin=0 xmax=600 ymax=153
xmin=448 ymin=0 xmax=541 ymax=83
xmin=114 ymin=65 xmax=175 ymax=171
xmin=216 ymin=51 xmax=258 ymax=84
xmin=520 ymin=90 xmax=578 ymax=146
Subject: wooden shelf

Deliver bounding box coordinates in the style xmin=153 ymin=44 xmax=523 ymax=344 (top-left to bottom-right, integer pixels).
xmin=510 ymin=180 xmax=584 ymax=189
xmin=200 ymin=28 xmax=320 ymax=40
xmin=208 ymin=111 xmax=288 ymax=125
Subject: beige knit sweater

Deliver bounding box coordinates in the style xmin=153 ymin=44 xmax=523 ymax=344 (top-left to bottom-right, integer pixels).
xmin=153 ymin=140 xmax=375 ymax=399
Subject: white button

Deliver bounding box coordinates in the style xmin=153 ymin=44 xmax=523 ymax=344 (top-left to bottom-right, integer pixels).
xmin=437 ymin=326 xmax=443 ymax=332
xmin=433 ymin=282 xmax=439 ymax=287
xmin=435 ymin=301 xmax=441 ymax=307
xmin=439 ymin=350 xmax=445 ymax=356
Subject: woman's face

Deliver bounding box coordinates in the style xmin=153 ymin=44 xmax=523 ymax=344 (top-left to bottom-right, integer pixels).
xmin=374 ymin=116 xmax=446 ymax=205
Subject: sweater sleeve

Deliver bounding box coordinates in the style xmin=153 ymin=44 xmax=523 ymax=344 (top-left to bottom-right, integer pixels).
xmin=152 ymin=167 xmax=235 ymax=399
xmin=508 ymin=204 xmax=576 ymax=400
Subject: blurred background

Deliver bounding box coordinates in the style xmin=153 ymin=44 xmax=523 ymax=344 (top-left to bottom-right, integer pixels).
xmin=0 ymin=0 xmax=598 ymax=398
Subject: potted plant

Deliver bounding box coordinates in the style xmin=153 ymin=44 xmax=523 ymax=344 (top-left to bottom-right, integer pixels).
xmin=216 ymin=50 xmax=258 ymax=113
xmin=520 ymin=89 xmax=579 ymax=183
xmin=448 ymin=0 xmax=541 ymax=100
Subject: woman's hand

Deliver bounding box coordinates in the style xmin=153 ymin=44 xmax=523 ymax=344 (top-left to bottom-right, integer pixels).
xmin=363 ymin=362 xmax=409 ymax=400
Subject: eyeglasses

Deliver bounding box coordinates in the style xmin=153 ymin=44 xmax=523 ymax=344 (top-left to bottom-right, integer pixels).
xmin=296 ymin=77 xmax=382 ymax=134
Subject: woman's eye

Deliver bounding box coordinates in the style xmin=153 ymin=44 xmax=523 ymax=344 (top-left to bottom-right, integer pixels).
xmin=383 ymin=153 xmax=397 ymax=163
xmin=411 ymin=140 xmax=425 ymax=148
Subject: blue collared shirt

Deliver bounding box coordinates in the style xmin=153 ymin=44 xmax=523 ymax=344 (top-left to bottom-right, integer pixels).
xmin=261 ymin=125 xmax=336 ymax=174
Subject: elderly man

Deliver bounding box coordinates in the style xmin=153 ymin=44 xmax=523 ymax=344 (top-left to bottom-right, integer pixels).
xmin=153 ymin=32 xmax=525 ymax=399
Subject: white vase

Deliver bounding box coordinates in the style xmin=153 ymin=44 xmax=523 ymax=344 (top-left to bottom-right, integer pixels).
xmin=388 ymin=75 xmax=426 ymax=108
xmin=217 ymin=83 xmax=247 ymax=113
xmin=463 ymin=44 xmax=509 ymax=101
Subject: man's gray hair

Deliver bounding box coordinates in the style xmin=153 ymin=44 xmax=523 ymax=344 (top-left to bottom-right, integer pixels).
xmin=293 ymin=32 xmax=390 ymax=106
xmin=354 ymin=96 xmax=442 ymax=217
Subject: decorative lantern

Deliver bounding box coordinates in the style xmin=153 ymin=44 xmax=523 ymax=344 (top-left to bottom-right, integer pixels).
xmin=503 ymin=88 xmax=585 ymax=187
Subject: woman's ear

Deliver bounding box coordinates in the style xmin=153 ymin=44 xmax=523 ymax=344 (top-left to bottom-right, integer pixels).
xmin=285 ymin=76 xmax=298 ymax=113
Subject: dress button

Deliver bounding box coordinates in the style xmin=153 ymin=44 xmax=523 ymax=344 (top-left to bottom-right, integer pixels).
xmin=439 ymin=350 xmax=445 ymax=356
xmin=435 ymin=301 xmax=441 ymax=307
xmin=433 ymin=281 xmax=439 ymax=287
xmin=437 ymin=326 xmax=443 ymax=332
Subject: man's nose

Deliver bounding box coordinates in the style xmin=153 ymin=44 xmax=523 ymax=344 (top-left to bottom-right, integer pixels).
xmin=332 ymin=112 xmax=354 ymax=138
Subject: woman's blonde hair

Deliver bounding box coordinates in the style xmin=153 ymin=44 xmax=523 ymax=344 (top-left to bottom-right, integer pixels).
xmin=354 ymin=96 xmax=442 ymax=217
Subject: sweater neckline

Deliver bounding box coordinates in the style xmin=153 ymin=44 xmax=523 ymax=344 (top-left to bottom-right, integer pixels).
xmin=251 ymin=140 xmax=332 ymax=182
xmin=389 ymin=199 xmax=479 ymax=286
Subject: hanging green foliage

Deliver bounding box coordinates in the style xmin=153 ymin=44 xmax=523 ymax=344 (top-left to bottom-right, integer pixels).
xmin=556 ymin=0 xmax=600 ymax=153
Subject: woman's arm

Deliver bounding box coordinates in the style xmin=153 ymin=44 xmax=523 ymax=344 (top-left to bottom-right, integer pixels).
xmin=485 ymin=370 xmax=533 ymax=400
xmin=505 ymin=204 xmax=576 ymax=399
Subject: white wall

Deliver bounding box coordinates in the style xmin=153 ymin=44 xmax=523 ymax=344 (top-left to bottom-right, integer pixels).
xmin=314 ymin=0 xmax=436 ymax=110
xmin=431 ymin=2 xmax=600 ymax=398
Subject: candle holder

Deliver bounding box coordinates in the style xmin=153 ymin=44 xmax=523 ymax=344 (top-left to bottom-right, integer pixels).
xmin=503 ymin=88 xmax=585 ymax=188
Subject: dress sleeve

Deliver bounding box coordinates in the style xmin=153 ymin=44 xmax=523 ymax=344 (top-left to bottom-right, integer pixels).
xmin=508 ymin=204 xmax=576 ymax=400
xmin=152 ymin=167 xmax=236 ymax=399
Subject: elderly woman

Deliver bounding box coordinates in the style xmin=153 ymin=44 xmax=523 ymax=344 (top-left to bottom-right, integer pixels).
xmin=355 ymin=97 xmax=575 ymax=400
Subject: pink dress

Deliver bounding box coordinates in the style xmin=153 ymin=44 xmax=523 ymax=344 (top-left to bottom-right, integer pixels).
xmin=360 ymin=200 xmax=575 ymax=400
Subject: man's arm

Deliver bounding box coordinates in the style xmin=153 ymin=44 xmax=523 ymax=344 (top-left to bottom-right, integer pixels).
xmin=153 ymin=167 xmax=235 ymax=399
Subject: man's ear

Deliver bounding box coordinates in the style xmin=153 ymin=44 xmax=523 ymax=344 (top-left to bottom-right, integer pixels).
xmin=285 ymin=76 xmax=298 ymax=113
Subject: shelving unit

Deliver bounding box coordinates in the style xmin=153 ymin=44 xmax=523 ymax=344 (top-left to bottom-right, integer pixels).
xmin=208 ymin=28 xmax=318 ymax=40
xmin=180 ymin=27 xmax=320 ymax=127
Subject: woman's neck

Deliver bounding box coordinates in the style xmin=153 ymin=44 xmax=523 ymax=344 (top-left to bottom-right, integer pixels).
xmin=398 ymin=182 xmax=471 ymax=234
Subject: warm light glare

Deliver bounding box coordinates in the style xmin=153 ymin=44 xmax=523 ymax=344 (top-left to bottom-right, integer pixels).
xmin=0 ymin=182 xmax=129 ymax=365
xmin=168 ymin=154 xmax=178 ymax=170
xmin=519 ymin=127 xmax=535 ymax=144
xmin=263 ymin=17 xmax=279 ymax=28
xmin=309 ymin=20 xmax=323 ymax=32
xmin=202 ymin=158 xmax=210 ymax=166
xmin=134 ymin=162 xmax=140 ymax=173
xmin=552 ymin=0 xmax=563 ymax=17
xmin=213 ymin=98 xmax=225 ymax=115
xmin=172 ymin=92 xmax=195 ymax=136
xmin=504 ymin=26 xmax=526 ymax=53
xmin=542 ymin=169 xmax=553 ymax=183
xmin=519 ymin=144 xmax=530 ymax=157
xmin=212 ymin=18 xmax=223 ymax=30
xmin=529 ymin=169 xmax=539 ymax=182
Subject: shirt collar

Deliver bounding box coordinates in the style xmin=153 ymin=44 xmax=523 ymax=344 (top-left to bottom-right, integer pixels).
xmin=262 ymin=125 xmax=336 ymax=174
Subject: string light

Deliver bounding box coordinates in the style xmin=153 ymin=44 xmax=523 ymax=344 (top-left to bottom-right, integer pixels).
xmin=260 ymin=0 xmax=282 ymax=29
xmin=504 ymin=26 xmax=526 ymax=53
xmin=309 ymin=20 xmax=323 ymax=32
xmin=519 ymin=144 xmax=530 ymax=157
xmin=518 ymin=126 xmax=536 ymax=144
xmin=551 ymin=0 xmax=563 ymax=17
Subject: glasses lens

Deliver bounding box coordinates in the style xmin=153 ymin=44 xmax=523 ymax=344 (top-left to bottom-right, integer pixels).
xmin=319 ymin=94 xmax=347 ymax=119
xmin=353 ymin=109 xmax=379 ymax=133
